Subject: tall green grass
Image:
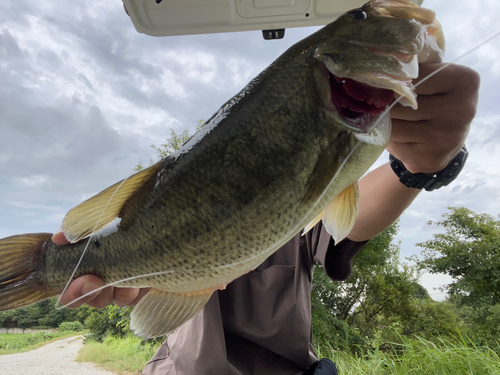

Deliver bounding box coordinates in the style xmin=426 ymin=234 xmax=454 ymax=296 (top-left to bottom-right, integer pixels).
xmin=77 ymin=332 xmax=500 ymax=374
xmin=77 ymin=334 xmax=162 ymax=374
xmin=317 ymin=335 xmax=500 ymax=375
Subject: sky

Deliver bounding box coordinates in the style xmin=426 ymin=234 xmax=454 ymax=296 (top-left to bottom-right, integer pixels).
xmin=1 ymin=0 xmax=499 ymax=300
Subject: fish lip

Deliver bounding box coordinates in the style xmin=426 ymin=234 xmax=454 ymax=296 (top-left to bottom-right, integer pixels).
xmin=347 ymin=23 xmax=426 ymax=60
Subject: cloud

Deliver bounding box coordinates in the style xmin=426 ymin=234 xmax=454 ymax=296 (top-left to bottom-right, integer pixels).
xmin=1 ymin=0 xmax=500 ymax=308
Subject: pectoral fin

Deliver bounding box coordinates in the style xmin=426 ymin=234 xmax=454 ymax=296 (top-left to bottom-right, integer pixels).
xmin=61 ymin=163 xmax=160 ymax=243
xmin=303 ymin=183 xmax=359 ymax=243
xmin=130 ymin=288 xmax=215 ymax=338
xmin=302 ymin=211 xmax=323 ymax=235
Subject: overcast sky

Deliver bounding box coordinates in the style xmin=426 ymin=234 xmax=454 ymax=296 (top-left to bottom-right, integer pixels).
xmin=1 ymin=0 xmax=499 ymax=299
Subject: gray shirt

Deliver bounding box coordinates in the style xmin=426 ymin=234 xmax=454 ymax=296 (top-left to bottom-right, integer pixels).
xmin=142 ymin=224 xmax=366 ymax=375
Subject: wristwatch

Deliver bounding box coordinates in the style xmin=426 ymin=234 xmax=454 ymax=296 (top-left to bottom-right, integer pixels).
xmin=389 ymin=145 xmax=469 ymax=191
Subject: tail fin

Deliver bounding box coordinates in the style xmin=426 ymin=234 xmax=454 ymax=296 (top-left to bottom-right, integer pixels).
xmin=0 ymin=233 xmax=56 ymax=311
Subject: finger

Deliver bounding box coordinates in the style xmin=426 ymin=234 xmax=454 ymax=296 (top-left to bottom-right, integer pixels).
xmin=391 ymin=91 xmax=476 ymax=124
xmin=87 ymin=286 xmax=115 ymax=309
xmin=386 ymin=140 xmax=460 ymax=173
xmin=390 ymin=119 xmax=435 ymax=144
xmin=129 ymin=288 xmax=151 ymax=305
xmin=52 ymin=228 xmax=70 ymax=245
xmin=412 ymin=63 xmax=480 ymax=96
xmin=390 ymin=118 xmax=466 ymax=147
xmin=59 ymin=275 xmax=105 ymax=308
xmin=113 ymin=287 xmax=141 ymax=307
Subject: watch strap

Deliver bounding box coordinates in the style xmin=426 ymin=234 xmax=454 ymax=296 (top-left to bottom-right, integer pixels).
xmin=389 ymin=145 xmax=468 ymax=191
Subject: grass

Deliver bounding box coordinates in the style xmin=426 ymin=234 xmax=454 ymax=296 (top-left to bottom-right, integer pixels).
xmin=317 ymin=335 xmax=500 ymax=375
xmin=76 ymin=334 xmax=162 ymax=375
xmin=0 ymin=331 xmax=85 ymax=355
xmin=76 ymin=332 xmax=500 ymax=374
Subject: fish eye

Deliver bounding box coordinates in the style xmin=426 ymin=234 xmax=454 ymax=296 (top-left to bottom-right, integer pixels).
xmin=349 ymin=10 xmax=367 ymax=20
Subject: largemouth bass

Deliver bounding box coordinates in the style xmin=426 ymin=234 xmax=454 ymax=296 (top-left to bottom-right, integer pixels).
xmin=0 ymin=0 xmax=444 ymax=338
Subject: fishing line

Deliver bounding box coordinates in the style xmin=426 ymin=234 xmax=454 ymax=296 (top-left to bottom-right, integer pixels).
xmin=366 ymin=29 xmax=500 ymax=134
xmin=57 ymin=255 xmax=276 ymax=309
xmin=56 ymin=176 xmax=131 ymax=310
xmin=59 ymin=29 xmax=500 ymax=310
xmin=59 ymin=127 xmax=372 ymax=310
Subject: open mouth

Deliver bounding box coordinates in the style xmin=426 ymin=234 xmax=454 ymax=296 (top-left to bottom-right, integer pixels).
xmin=328 ymin=73 xmax=394 ymax=130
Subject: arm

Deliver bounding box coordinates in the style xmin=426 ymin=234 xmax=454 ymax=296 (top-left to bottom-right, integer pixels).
xmin=348 ymin=63 xmax=479 ymax=242
xmin=348 ymin=163 xmax=421 ymax=242
xmin=55 ymin=62 xmax=479 ymax=308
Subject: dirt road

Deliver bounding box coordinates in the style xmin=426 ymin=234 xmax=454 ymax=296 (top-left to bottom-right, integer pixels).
xmin=0 ymin=336 xmax=117 ymax=375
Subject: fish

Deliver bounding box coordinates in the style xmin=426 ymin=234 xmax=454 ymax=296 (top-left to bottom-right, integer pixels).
xmin=0 ymin=0 xmax=444 ymax=339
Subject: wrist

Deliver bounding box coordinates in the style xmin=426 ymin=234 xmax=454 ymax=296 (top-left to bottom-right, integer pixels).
xmin=389 ymin=145 xmax=468 ymax=191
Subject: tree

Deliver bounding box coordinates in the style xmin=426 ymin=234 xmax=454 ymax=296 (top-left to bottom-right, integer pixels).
xmin=312 ymin=221 xmax=459 ymax=351
xmin=0 ymin=297 xmax=91 ymax=329
xmin=416 ymin=207 xmax=500 ymax=345
xmin=416 ymin=207 xmax=500 ymax=308
xmin=313 ymin=221 xmax=416 ymax=325
xmin=133 ymin=121 xmax=204 ymax=171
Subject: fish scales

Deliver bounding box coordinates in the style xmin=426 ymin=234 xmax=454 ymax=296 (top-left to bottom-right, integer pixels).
xmin=0 ymin=0 xmax=445 ymax=338
xmin=43 ymin=48 xmax=353 ymax=292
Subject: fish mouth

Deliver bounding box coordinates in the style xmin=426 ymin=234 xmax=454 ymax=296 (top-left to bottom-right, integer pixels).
xmin=328 ymin=72 xmax=394 ymax=131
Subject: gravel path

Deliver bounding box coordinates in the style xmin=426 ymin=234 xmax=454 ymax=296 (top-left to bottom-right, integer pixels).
xmin=0 ymin=336 xmax=117 ymax=375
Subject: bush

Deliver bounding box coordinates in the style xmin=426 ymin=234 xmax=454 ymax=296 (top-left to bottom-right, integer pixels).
xmin=85 ymin=305 xmax=132 ymax=342
xmin=59 ymin=321 xmax=84 ymax=332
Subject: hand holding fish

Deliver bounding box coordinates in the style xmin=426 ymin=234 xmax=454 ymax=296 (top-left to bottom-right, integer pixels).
xmin=52 ymin=231 xmax=147 ymax=308
xmin=54 ymin=61 xmax=480 ymax=308
xmin=389 ymin=63 xmax=479 ymax=174
xmin=0 ymin=0 xmax=481 ymax=339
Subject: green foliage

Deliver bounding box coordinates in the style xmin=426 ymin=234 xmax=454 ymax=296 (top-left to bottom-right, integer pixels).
xmin=416 ymin=207 xmax=500 ymax=345
xmin=323 ymin=332 xmax=500 ymax=375
xmin=0 ymin=332 xmax=56 ymax=352
xmin=0 ymin=331 xmax=81 ymax=354
xmin=77 ymin=334 xmax=163 ymax=374
xmin=133 ymin=121 xmax=204 ymax=172
xmin=417 ymin=207 xmax=500 ymax=307
xmin=312 ymin=221 xmax=460 ymax=353
xmin=58 ymin=321 xmax=84 ymax=332
xmin=311 ymin=265 xmax=366 ymax=354
xmin=325 ymin=222 xmax=404 ymax=323
xmin=84 ymin=305 xmax=132 ymax=342
xmin=0 ymin=298 xmax=92 ymax=329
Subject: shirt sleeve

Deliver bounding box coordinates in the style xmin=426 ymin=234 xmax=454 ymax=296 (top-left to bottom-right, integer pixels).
xmin=311 ymin=223 xmax=368 ymax=281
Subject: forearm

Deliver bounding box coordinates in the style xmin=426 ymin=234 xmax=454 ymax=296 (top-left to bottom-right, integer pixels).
xmin=347 ymin=162 xmax=420 ymax=242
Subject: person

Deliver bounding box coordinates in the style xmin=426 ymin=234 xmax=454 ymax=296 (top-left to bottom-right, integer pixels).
xmin=53 ymin=62 xmax=479 ymax=374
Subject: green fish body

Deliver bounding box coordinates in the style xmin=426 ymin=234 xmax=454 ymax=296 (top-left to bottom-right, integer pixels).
xmin=0 ymin=0 xmax=444 ymax=338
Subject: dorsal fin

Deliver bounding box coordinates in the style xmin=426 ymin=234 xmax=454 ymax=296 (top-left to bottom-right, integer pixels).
xmin=62 ymin=163 xmax=161 ymax=243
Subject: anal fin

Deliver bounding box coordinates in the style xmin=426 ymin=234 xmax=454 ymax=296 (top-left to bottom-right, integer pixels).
xmin=130 ymin=288 xmax=215 ymax=339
